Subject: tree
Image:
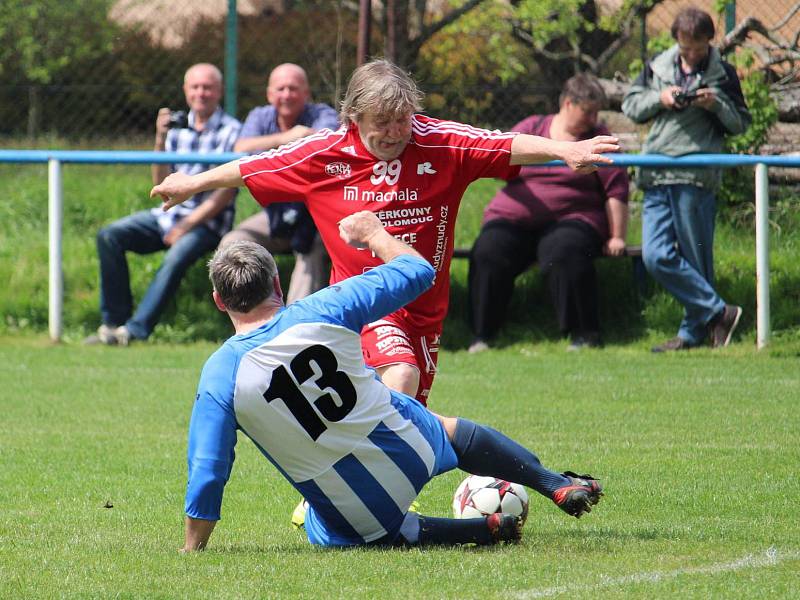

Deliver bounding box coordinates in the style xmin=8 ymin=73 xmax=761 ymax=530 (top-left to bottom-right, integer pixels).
xmin=371 ymin=0 xmax=488 ymax=70
xmin=0 ymin=0 xmax=118 ymax=85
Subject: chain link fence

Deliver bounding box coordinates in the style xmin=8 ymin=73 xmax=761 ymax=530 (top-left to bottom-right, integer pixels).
xmin=0 ymin=0 xmax=795 ymax=142
xmin=647 ymin=0 xmax=799 ymax=74
xmin=0 ymin=0 xmax=358 ymax=143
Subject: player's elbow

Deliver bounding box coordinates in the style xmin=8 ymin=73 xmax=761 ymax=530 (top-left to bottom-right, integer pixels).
xmin=413 ymin=260 xmax=436 ymax=292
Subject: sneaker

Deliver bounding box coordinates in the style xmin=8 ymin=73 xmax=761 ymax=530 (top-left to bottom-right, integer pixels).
xmin=552 ymin=471 xmax=603 ymax=518
xmin=468 ymin=339 xmax=489 ymax=354
xmin=291 ymin=498 xmax=308 ymax=529
xmin=84 ymin=324 xmax=118 ymax=346
xmin=651 ymin=337 xmax=693 ymax=353
xmin=486 ymin=513 xmax=523 ymax=544
xmin=113 ymin=325 xmax=131 ymax=347
xmin=709 ymin=305 xmax=742 ymax=348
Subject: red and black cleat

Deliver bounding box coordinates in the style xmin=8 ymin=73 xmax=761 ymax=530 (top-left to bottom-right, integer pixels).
xmin=552 ymin=471 xmax=603 ymax=518
xmin=487 ymin=513 xmax=523 ymax=544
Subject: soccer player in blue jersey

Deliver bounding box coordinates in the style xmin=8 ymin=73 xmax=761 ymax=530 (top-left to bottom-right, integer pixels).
xmin=182 ymin=211 xmax=603 ymax=551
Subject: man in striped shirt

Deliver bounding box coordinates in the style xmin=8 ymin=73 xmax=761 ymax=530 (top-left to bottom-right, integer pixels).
xmin=181 ymin=211 xmax=603 ymax=550
xmin=87 ymin=63 xmax=241 ymax=346
xmin=152 ymin=60 xmax=619 ymax=404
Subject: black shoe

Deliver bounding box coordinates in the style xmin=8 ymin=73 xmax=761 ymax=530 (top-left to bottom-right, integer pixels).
xmin=552 ymin=472 xmax=603 ymax=518
xmin=486 ymin=513 xmax=523 ymax=543
xmin=709 ymin=305 xmax=742 ymax=348
xmin=651 ymin=337 xmax=694 ymax=353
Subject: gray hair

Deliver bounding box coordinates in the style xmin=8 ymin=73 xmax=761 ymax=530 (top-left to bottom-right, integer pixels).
xmin=208 ymin=241 xmax=278 ymax=313
xmin=559 ymin=73 xmax=607 ymax=108
xmin=340 ymin=60 xmax=424 ymax=125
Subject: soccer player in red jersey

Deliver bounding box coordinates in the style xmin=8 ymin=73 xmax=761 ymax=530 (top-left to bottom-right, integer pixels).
xmin=152 ymin=60 xmax=619 ymax=405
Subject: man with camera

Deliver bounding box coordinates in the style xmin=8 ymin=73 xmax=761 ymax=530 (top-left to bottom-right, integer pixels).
xmin=622 ymin=8 xmax=751 ymax=353
xmin=86 ymin=63 xmax=241 ymax=346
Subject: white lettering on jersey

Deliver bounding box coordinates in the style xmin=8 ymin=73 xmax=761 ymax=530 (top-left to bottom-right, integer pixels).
xmin=431 ymin=205 xmax=449 ymax=272
xmin=325 ymin=162 xmax=352 ymax=179
xmin=416 ymin=162 xmax=437 ymax=175
xmin=375 ymin=206 xmax=432 ymax=228
xmin=393 ymin=232 xmax=417 ymax=244
xmin=342 ymin=187 xmax=419 ymax=203
xmin=371 ymin=160 xmax=402 ymax=185
xmin=344 ymin=186 xmax=359 ymax=201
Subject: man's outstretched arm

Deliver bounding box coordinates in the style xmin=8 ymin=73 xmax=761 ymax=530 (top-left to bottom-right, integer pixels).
xmin=151 ymin=160 xmax=243 ymax=211
xmin=510 ymin=134 xmax=620 ymax=173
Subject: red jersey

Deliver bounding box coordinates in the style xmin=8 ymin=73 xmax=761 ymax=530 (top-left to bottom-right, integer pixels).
xmin=240 ymin=114 xmax=520 ymax=332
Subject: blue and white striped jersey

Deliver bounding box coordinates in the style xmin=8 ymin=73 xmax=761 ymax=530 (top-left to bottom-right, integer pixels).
xmin=185 ymin=255 xmax=458 ymax=546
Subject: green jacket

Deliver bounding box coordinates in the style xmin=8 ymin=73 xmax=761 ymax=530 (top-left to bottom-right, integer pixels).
xmin=622 ymin=44 xmax=751 ymax=191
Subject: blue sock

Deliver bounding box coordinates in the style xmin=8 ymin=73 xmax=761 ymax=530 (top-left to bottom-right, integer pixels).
xmin=416 ymin=514 xmax=492 ymax=546
xmin=451 ymin=418 xmax=570 ymax=497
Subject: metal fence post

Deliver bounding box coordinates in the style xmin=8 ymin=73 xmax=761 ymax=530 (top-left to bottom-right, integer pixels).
xmin=225 ymin=0 xmax=238 ymax=118
xmin=755 ymin=163 xmax=770 ymax=348
xmin=725 ymin=2 xmax=736 ymax=34
xmin=48 ymin=159 xmax=63 ymax=342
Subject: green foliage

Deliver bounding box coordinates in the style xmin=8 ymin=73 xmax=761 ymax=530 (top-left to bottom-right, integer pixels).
xmin=628 ymin=31 xmax=673 ymax=79
xmin=0 ymin=0 xmax=118 ymax=84
xmin=415 ymin=1 xmax=524 ymax=125
xmin=713 ymin=0 xmax=734 ymax=14
xmin=513 ymin=0 xmax=592 ymax=50
xmin=725 ymin=51 xmax=778 ymax=155
xmin=718 ymin=50 xmax=779 ymax=211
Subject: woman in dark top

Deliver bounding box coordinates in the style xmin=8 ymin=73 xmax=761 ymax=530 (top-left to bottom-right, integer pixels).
xmin=468 ymin=74 xmax=629 ymax=352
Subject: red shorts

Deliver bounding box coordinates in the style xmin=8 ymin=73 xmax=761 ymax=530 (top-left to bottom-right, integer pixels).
xmin=360 ymin=318 xmax=440 ymax=406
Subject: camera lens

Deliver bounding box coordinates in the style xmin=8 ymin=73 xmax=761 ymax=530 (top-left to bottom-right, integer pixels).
xmin=167 ymin=111 xmax=189 ymax=129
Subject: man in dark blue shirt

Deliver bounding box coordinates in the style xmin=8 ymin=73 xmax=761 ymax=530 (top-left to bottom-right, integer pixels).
xmin=222 ymin=63 xmax=339 ymax=304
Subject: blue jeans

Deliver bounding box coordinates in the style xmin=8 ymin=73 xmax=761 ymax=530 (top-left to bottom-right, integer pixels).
xmin=642 ymin=184 xmax=726 ymax=345
xmin=96 ymin=210 xmax=220 ymax=339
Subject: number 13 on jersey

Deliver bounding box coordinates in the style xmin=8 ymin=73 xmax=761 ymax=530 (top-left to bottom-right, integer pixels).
xmin=262 ymin=345 xmax=357 ymax=441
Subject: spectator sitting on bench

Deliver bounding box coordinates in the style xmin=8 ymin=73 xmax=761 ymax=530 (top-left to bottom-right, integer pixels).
xmin=467 ymin=74 xmax=629 ymax=352
xmin=221 ymin=63 xmax=339 ymax=304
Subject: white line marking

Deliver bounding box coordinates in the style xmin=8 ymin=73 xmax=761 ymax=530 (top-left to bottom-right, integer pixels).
xmin=513 ymin=547 xmax=800 ymax=599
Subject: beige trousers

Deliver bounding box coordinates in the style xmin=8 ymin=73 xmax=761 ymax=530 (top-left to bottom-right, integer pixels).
xmin=220 ymin=211 xmax=329 ymax=304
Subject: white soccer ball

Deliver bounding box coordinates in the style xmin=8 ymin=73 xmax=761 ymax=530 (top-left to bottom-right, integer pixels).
xmin=452 ymin=475 xmax=529 ymax=524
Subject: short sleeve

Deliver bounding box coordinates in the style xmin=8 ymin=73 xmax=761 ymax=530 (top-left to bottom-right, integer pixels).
xmin=412 ymin=116 xmax=520 ymax=182
xmin=238 ymin=143 xmax=312 ymax=205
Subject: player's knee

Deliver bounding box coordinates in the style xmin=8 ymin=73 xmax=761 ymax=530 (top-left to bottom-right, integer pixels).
xmin=378 ymin=363 xmax=420 ymax=397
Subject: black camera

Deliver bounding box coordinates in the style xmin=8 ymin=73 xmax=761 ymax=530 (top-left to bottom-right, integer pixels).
xmin=672 ymin=90 xmax=698 ymax=107
xmin=167 ymin=110 xmax=189 ymax=129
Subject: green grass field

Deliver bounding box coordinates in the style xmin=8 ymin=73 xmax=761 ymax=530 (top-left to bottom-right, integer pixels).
xmin=1 ymin=337 xmax=798 ymax=598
